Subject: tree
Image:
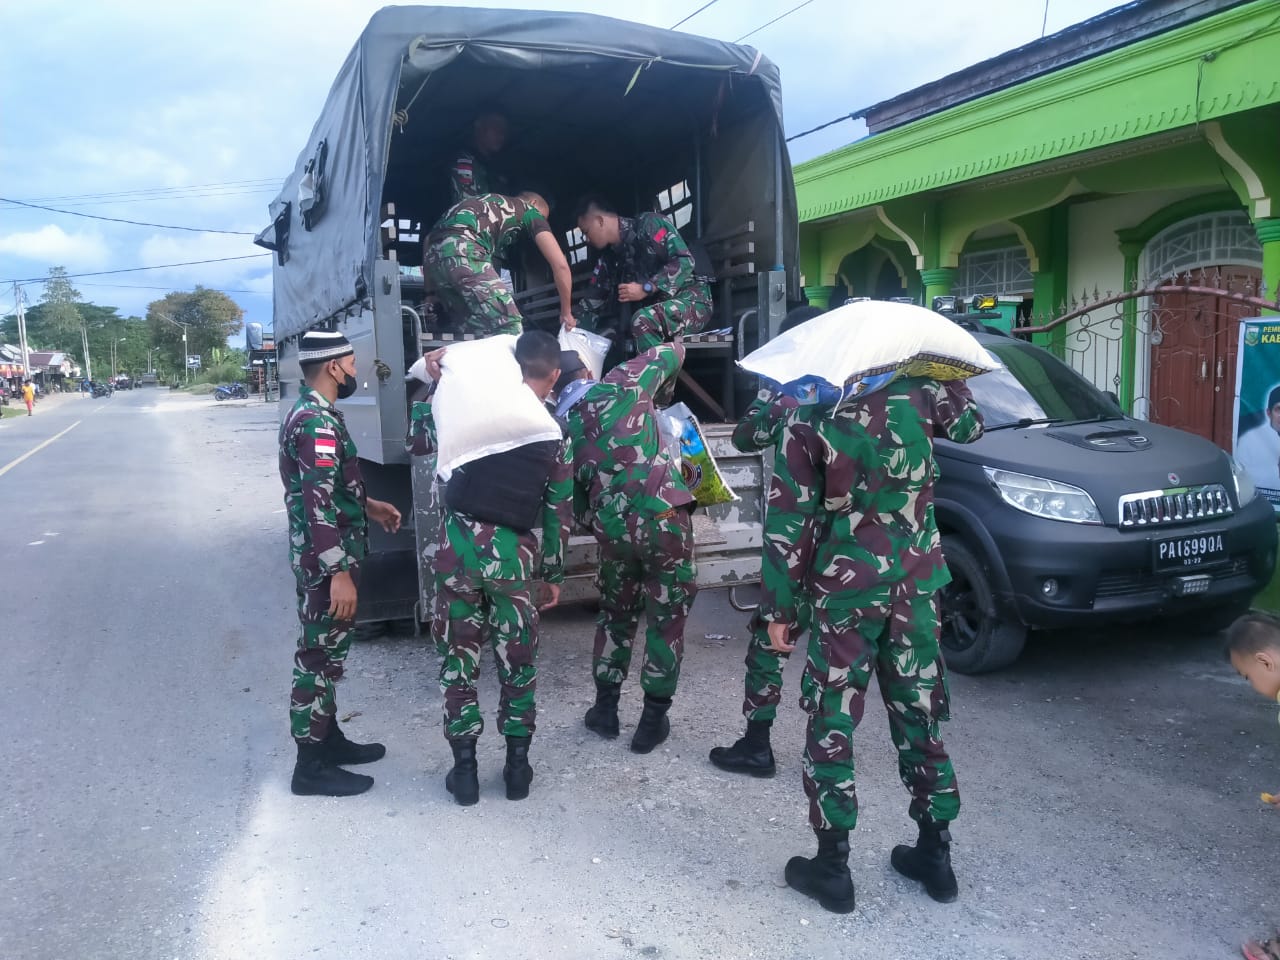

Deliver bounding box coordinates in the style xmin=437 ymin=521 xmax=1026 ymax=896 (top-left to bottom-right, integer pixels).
xmin=147 ymin=286 xmax=245 ymax=373
xmin=40 ymin=267 xmax=88 ymax=364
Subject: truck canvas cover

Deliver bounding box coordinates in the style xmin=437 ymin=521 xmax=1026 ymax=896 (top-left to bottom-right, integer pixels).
xmin=259 ymin=5 xmax=797 ymax=342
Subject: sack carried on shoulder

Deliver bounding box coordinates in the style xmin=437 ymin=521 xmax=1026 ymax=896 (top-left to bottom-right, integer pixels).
xmin=738 ymin=300 xmax=1000 ymax=405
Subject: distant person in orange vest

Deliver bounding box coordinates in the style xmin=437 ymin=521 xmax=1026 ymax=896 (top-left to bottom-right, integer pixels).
xmin=21 ymin=381 xmax=34 ymax=416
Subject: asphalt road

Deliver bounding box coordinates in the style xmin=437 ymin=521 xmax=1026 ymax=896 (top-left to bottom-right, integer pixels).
xmin=1 ymin=387 xmax=1276 ymax=960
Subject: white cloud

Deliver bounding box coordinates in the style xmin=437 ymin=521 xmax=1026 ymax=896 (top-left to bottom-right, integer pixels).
xmin=0 ymin=224 xmax=110 ymax=267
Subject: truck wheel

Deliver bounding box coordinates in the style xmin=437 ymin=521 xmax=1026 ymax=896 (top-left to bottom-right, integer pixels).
xmin=939 ymin=538 xmax=1027 ymax=674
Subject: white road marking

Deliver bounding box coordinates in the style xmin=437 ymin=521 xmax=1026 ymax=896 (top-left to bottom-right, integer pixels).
xmin=0 ymin=420 xmax=83 ymax=478
xmin=28 ymin=541 xmax=44 ymax=546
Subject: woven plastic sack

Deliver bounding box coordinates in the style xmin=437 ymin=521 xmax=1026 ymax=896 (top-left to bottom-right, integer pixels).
xmin=430 ymin=335 xmax=562 ymax=481
xmin=664 ymin=402 xmax=738 ymax=507
xmin=559 ymin=325 xmax=610 ymax=381
xmin=738 ymin=299 xmax=1000 ymax=405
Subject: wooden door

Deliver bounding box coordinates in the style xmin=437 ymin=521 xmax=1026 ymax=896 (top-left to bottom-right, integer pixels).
xmin=1149 ymin=266 xmax=1261 ymax=449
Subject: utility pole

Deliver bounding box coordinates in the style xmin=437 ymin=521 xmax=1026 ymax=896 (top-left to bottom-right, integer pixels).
xmin=13 ymin=282 xmax=30 ymax=382
xmin=80 ymin=317 xmax=93 ymax=382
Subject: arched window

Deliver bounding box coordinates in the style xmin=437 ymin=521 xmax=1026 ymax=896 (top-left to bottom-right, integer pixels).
xmin=1141 ymin=211 xmax=1261 ymax=282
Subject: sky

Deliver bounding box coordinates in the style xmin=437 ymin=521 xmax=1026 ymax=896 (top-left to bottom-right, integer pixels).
xmin=0 ymin=0 xmax=1123 ymax=346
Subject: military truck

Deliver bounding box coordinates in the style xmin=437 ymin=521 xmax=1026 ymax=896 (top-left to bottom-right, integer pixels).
xmin=258 ymin=7 xmax=802 ymax=625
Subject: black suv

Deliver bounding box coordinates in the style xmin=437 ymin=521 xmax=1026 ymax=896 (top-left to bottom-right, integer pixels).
xmin=936 ymin=332 xmax=1277 ymax=673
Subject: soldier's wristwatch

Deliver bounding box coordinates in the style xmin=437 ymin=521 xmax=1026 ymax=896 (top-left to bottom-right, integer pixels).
xmin=642 ymin=282 xmax=654 ymax=294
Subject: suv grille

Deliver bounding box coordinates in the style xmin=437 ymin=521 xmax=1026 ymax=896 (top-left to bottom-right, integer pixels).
xmin=1118 ymin=484 xmax=1232 ymax=527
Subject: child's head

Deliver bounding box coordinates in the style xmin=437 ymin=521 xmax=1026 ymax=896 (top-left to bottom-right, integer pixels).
xmin=1225 ymin=612 xmax=1280 ymax=699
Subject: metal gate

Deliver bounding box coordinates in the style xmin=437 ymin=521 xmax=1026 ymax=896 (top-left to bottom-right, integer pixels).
xmin=1016 ymin=268 xmax=1276 ymax=450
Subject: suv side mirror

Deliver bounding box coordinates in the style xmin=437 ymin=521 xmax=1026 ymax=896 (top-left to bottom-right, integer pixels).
xmin=1103 ymin=390 xmax=1121 ymax=408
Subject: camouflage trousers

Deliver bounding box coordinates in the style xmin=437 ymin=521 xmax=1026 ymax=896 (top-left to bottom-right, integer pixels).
xmin=434 ymin=571 xmax=539 ymax=740
xmin=290 ymin=569 xmax=359 ymax=743
xmin=424 ymin=238 xmax=522 ymax=336
xmin=594 ymin=509 xmax=697 ymax=698
xmin=741 ymin=607 xmax=811 ymax=722
xmin=800 ymin=594 xmax=958 ymax=832
xmin=632 ymin=289 xmax=712 ymax=352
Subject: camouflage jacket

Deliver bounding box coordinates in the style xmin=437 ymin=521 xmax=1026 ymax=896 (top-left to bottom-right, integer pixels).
xmin=406 ymin=381 xmax=572 ymax=583
xmin=560 ymin=341 xmax=695 ymax=541
xmin=448 ymin=150 xmax=505 ymax=206
xmin=575 ymin=212 xmax=710 ymax=328
xmin=757 ymin=378 xmax=985 ymax=617
xmin=733 ymin=390 xmax=828 ymax=625
xmin=279 ymin=385 xmax=368 ymax=584
xmin=427 ymin=194 xmax=551 ymax=262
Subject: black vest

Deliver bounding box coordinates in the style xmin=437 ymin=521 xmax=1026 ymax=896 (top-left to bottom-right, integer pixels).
xmin=443 ymin=439 xmax=561 ymax=532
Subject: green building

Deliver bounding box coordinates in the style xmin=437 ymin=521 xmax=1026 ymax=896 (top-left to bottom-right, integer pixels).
xmin=795 ymin=0 xmax=1280 ymax=450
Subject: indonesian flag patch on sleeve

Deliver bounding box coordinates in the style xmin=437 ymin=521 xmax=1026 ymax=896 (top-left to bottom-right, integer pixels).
xmin=313 ymin=437 xmax=337 ymax=468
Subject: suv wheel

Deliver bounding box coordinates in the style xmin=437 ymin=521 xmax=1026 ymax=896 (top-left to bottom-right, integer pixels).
xmin=940 ymin=538 xmax=1027 ymax=674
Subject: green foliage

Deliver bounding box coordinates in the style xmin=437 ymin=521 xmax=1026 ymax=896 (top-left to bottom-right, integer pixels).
xmin=146 ymin=287 xmax=245 ymax=373
xmin=195 ymin=360 xmax=248 ymax=385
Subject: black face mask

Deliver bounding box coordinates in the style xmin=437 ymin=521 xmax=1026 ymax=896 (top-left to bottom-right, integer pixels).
xmin=331 ymin=362 xmax=357 ymax=400
xmin=336 ymin=371 xmax=358 ymax=400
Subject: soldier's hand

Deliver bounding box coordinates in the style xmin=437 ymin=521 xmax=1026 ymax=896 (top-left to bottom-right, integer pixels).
xmin=367 ymin=498 xmax=402 ymax=533
xmin=617 ymin=282 xmax=645 ymax=303
xmin=767 ymin=621 xmax=796 ymax=653
xmin=560 ymin=312 xmax=577 ymax=331
xmin=539 ymin=582 xmax=561 ymax=612
xmin=424 ymin=348 xmax=447 ymax=381
xmin=329 ymin=570 xmax=358 ymax=621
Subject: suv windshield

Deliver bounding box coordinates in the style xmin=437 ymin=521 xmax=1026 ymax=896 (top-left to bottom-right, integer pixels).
xmin=969 ymin=339 xmax=1124 ymax=429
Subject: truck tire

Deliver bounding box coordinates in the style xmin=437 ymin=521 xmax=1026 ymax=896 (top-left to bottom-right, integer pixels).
xmin=939 ymin=538 xmax=1027 ymax=674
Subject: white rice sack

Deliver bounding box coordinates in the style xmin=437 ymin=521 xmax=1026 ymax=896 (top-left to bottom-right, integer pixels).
xmin=559 ymin=325 xmax=610 ymax=381
xmin=431 ymin=335 xmax=562 ymax=480
xmin=738 ymin=300 xmax=1001 ymax=404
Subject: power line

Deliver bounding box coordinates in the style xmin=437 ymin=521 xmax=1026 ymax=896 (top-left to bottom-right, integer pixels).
xmin=0 ymin=188 xmax=280 ymax=211
xmin=786 ymin=109 xmax=866 ymax=142
xmin=3 ymin=254 xmax=271 ymax=285
xmin=3 ymin=178 xmax=281 ymax=205
xmin=735 ymin=0 xmax=818 ymax=43
xmin=671 ymin=0 xmax=719 ymax=30
xmin=0 ymin=197 xmax=256 ymax=236
xmin=75 ymin=281 xmax=267 ymax=295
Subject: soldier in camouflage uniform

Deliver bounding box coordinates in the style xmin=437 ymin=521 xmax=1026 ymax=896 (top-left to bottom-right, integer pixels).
xmin=763 ymin=376 xmax=984 ymax=913
xmin=448 ymin=109 xmax=508 ymax=205
xmin=279 ymin=330 xmax=402 ymax=797
xmin=572 ymin=196 xmax=711 ymax=352
xmin=555 ymin=339 xmax=698 ymax=754
xmin=406 ymin=331 xmax=572 ymax=805
xmin=423 ymin=192 xmax=574 ymax=336
xmin=708 ymin=387 xmax=826 ymax=778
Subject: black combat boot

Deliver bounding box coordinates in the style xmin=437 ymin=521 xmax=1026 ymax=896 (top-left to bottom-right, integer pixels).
xmin=290 ymin=741 xmax=374 ymax=797
xmin=502 ymin=736 xmax=534 ymax=801
xmin=891 ymin=819 xmax=958 ymax=903
xmin=444 ymin=737 xmax=479 ymax=806
xmin=708 ymin=719 xmax=776 ymax=777
xmin=784 ymin=829 xmax=856 ymax=914
xmin=630 ymin=695 xmax=672 ymax=754
xmin=583 ymin=682 xmax=622 ymax=739
xmin=324 ymin=720 xmax=386 ymax=765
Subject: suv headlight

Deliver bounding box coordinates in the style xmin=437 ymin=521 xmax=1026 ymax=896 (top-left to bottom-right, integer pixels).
xmin=1230 ymin=456 xmax=1258 ymax=506
xmin=984 ymin=467 xmax=1102 ymax=524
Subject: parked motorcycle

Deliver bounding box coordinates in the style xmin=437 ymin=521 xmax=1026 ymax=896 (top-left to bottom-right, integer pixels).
xmin=214 ymin=382 xmax=249 ymax=401
xmin=91 ymin=382 xmax=111 ymax=398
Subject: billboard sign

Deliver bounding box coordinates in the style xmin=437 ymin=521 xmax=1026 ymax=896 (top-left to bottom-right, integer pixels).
xmin=1233 ymin=318 xmax=1280 ymax=513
